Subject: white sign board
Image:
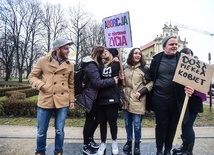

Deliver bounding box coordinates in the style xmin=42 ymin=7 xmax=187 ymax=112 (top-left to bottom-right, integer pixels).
xmin=102 ymin=11 xmax=132 ymax=48
xmin=173 ymin=53 xmax=214 ymax=94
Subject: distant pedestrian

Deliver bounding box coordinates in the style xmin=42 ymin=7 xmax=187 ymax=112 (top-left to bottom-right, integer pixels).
xmin=28 ymin=37 xmax=75 ymax=155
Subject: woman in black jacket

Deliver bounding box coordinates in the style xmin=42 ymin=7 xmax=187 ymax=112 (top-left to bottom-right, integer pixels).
xmin=96 ymin=48 xmax=121 ymax=155
xmin=172 ymin=48 xmax=206 ymax=155
xmin=75 ymin=46 xmax=118 ymax=155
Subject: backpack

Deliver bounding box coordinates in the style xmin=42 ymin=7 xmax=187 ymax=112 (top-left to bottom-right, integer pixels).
xmin=74 ymin=68 xmax=84 ymax=96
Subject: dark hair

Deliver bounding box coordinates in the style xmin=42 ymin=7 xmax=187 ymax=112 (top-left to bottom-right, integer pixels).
xmin=126 ymin=47 xmax=146 ymax=66
xmin=180 ymin=48 xmax=194 ymax=56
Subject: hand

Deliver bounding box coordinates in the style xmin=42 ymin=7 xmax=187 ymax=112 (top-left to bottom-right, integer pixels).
xmin=184 ymin=86 xmax=194 ymax=97
xmin=112 ymin=57 xmax=119 ymax=62
xmin=113 ymin=76 xmax=119 ymax=85
xmin=119 ymin=72 xmax=125 ymax=80
xmin=135 ymin=92 xmax=141 ymax=100
xmin=69 ymin=102 xmax=74 ymax=110
xmin=40 ymin=85 xmax=46 ymax=93
xmin=82 ymin=82 xmax=85 ymax=88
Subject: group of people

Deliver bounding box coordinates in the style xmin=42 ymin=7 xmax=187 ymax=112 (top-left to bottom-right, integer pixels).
xmin=28 ymin=36 xmax=206 ymax=155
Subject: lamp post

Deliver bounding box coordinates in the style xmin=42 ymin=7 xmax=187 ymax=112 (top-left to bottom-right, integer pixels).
xmin=208 ymin=52 xmax=212 ymax=111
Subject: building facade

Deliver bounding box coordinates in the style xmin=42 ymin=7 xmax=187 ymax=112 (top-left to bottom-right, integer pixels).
xmin=140 ymin=24 xmax=188 ymax=65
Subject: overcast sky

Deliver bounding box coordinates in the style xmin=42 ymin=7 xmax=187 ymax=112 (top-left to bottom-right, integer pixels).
xmin=41 ymin=0 xmax=214 ymax=64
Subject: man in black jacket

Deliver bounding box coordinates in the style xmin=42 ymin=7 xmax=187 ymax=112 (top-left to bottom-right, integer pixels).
xmin=149 ymin=36 xmax=194 ymax=155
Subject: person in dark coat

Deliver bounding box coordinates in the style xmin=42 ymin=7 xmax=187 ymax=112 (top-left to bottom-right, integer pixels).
xmin=75 ymin=46 xmax=118 ymax=155
xmin=172 ymin=48 xmax=206 ymax=155
xmin=149 ymin=36 xmax=194 ymax=155
xmin=96 ymin=48 xmax=121 ymax=155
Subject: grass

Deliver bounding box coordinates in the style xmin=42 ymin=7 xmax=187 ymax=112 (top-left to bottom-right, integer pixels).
xmin=0 ymin=105 xmax=213 ymax=127
xmin=0 ymin=80 xmax=213 ymax=127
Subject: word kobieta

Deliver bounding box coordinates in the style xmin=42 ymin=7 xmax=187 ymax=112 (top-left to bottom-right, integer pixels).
xmin=178 ymin=56 xmax=207 ymax=85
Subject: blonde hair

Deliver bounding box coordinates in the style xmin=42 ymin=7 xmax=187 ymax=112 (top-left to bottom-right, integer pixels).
xmin=103 ymin=52 xmax=113 ymax=67
xmin=91 ymin=46 xmax=105 ymax=66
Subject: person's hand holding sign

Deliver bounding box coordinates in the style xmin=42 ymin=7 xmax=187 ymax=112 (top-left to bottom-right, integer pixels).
xmin=184 ymin=86 xmax=194 ymax=97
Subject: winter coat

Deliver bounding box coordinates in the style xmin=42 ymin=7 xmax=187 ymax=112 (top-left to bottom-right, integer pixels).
xmin=28 ymin=51 xmax=75 ymax=109
xmin=75 ymin=56 xmax=116 ymax=113
xmin=97 ymin=61 xmax=120 ymax=105
xmin=149 ymin=51 xmax=192 ymax=123
xmin=122 ymin=63 xmax=153 ymax=115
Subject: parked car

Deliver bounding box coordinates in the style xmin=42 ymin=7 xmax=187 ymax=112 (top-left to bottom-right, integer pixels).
xmin=208 ymin=83 xmax=214 ymax=96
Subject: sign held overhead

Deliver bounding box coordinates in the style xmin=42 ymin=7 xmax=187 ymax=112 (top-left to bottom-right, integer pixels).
xmin=102 ymin=11 xmax=132 ymax=48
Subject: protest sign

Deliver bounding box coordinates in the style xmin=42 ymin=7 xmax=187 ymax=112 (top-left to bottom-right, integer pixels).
xmin=172 ymin=53 xmax=214 ymax=145
xmin=102 ymin=11 xmax=132 ymax=48
xmin=173 ymin=53 xmax=214 ymax=94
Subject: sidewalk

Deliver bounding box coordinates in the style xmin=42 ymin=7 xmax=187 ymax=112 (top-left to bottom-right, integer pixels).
xmin=0 ymin=125 xmax=214 ymax=155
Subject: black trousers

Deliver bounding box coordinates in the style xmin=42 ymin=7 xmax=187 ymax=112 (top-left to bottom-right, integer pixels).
xmin=152 ymin=95 xmax=180 ymax=151
xmin=97 ymin=103 xmax=119 ymax=143
xmin=83 ymin=102 xmax=99 ymax=145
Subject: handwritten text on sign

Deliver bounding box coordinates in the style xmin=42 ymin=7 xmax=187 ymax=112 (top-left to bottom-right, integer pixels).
xmin=102 ymin=11 xmax=132 ymax=48
xmin=173 ymin=53 xmax=214 ymax=94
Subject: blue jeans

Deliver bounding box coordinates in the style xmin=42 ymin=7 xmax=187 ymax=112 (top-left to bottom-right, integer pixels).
xmin=36 ymin=107 xmax=68 ymax=153
xmin=123 ymin=110 xmax=143 ymax=142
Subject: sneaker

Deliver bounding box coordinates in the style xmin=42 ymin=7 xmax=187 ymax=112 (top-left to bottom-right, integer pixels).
xmin=112 ymin=140 xmax=119 ymax=155
xmin=83 ymin=144 xmax=98 ymax=155
xmin=97 ymin=143 xmax=106 ymax=155
xmin=90 ymin=139 xmax=99 ymax=149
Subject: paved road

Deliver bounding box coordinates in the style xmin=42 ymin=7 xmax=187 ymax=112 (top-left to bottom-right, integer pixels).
xmin=0 ymin=125 xmax=213 ymax=155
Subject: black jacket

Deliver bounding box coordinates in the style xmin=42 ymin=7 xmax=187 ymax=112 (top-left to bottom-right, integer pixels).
xmin=149 ymin=51 xmax=191 ymax=123
xmin=96 ymin=61 xmax=120 ymax=106
xmin=75 ymin=56 xmax=115 ymax=113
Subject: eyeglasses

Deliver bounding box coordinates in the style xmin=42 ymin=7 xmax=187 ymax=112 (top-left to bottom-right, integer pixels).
xmin=168 ymin=43 xmax=178 ymax=46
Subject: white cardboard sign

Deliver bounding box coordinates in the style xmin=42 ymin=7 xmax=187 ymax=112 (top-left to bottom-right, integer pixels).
xmin=102 ymin=11 xmax=132 ymax=48
xmin=173 ymin=53 xmax=214 ymax=94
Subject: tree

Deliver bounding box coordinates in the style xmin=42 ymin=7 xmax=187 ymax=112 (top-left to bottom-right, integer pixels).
xmin=67 ymin=3 xmax=93 ymax=70
xmin=0 ymin=30 xmax=15 ymax=81
xmin=41 ymin=3 xmax=67 ymax=52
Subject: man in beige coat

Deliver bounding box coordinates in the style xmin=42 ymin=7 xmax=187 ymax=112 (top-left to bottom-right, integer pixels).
xmin=28 ymin=37 xmax=75 ymax=155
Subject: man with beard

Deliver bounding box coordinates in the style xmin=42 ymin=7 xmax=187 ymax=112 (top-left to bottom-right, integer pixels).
xmin=28 ymin=37 xmax=75 ymax=155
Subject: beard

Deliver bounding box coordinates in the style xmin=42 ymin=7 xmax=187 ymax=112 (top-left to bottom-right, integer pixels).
xmin=59 ymin=49 xmax=67 ymax=60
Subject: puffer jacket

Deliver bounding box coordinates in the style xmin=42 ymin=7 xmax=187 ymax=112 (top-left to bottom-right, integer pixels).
xmin=123 ymin=63 xmax=153 ymax=115
xmin=75 ymin=56 xmax=116 ymax=113
xmin=28 ymin=50 xmax=75 ymax=109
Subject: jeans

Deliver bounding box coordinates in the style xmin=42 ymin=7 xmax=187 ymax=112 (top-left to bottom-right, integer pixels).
xmin=123 ymin=110 xmax=143 ymax=142
xmin=36 ymin=107 xmax=68 ymax=153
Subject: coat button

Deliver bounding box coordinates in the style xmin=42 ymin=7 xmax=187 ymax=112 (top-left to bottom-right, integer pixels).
xmin=54 ymin=82 xmax=56 ymax=85
xmin=54 ymin=72 xmax=56 ymax=75
xmin=62 ymin=83 xmax=64 ymax=85
xmin=53 ymin=92 xmax=56 ymax=95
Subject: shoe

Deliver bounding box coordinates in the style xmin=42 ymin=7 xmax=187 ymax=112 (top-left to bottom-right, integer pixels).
xmin=134 ymin=141 xmax=141 ymax=155
xmin=156 ymin=150 xmax=163 ymax=155
xmin=90 ymin=139 xmax=99 ymax=149
xmin=35 ymin=152 xmax=45 ymax=155
xmin=83 ymin=144 xmax=98 ymax=155
xmin=164 ymin=150 xmax=171 ymax=155
xmin=123 ymin=140 xmax=132 ymax=154
xmin=112 ymin=140 xmax=119 ymax=155
xmin=97 ymin=143 xmax=106 ymax=155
